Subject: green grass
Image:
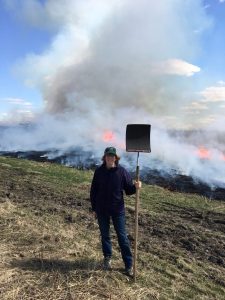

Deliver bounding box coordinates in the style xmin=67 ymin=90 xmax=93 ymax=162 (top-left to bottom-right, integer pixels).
xmin=0 ymin=156 xmax=225 ymax=299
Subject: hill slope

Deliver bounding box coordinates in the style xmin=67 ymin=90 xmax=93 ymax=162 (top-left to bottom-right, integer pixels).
xmin=0 ymin=156 xmax=225 ymax=300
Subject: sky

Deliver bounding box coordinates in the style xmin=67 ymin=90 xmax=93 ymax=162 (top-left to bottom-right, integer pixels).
xmin=0 ymin=0 xmax=225 ymax=127
xmin=1 ymin=0 xmax=225 ymax=186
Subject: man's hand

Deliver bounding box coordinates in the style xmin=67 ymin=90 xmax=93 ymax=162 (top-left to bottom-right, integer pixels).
xmin=134 ymin=180 xmax=142 ymax=189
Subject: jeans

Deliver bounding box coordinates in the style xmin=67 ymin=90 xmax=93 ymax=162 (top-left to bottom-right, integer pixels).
xmin=97 ymin=213 xmax=132 ymax=269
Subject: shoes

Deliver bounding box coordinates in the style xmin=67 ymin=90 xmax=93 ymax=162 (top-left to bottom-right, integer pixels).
xmin=102 ymin=258 xmax=133 ymax=276
xmin=103 ymin=257 xmax=112 ymax=270
xmin=124 ymin=267 xmax=133 ymax=277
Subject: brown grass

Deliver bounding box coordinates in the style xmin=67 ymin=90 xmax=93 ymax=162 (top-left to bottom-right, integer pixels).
xmin=0 ymin=200 xmax=158 ymax=299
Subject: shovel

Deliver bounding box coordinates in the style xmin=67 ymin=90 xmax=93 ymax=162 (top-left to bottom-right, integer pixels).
xmin=126 ymin=124 xmax=151 ymax=282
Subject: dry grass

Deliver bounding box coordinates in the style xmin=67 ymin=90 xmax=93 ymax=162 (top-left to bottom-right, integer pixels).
xmin=0 ymin=200 xmax=157 ymax=300
xmin=0 ymin=156 xmax=225 ymax=299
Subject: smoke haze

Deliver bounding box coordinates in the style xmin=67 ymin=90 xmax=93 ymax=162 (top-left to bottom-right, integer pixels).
xmin=1 ymin=0 xmax=225 ymax=187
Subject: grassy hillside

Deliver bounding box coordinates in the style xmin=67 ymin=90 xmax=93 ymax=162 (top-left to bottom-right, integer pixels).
xmin=0 ymin=156 xmax=225 ymax=300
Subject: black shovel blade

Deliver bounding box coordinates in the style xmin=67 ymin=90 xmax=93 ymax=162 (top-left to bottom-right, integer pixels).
xmin=126 ymin=124 xmax=151 ymax=152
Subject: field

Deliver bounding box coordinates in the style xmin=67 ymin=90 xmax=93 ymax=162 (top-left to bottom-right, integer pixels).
xmin=0 ymin=156 xmax=225 ymax=299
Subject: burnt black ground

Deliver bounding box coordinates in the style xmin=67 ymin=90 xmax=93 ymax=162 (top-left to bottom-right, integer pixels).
xmin=1 ymin=151 xmax=225 ymax=200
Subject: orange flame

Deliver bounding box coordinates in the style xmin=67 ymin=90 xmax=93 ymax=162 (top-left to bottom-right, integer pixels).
xmin=102 ymin=130 xmax=115 ymax=142
xmin=197 ymin=146 xmax=211 ymax=159
xmin=102 ymin=130 xmax=125 ymax=150
xmin=196 ymin=147 xmax=225 ymax=162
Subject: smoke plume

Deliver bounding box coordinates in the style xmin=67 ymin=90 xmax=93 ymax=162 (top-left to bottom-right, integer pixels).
xmin=1 ymin=0 xmax=225 ymax=187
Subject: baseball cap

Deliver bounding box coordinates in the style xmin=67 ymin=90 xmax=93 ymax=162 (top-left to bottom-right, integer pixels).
xmin=104 ymin=147 xmax=117 ymax=156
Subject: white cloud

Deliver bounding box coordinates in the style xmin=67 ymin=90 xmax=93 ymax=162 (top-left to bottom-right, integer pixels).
xmin=0 ymin=110 xmax=34 ymax=124
xmin=218 ymin=80 xmax=225 ymax=85
xmin=3 ymin=97 xmax=32 ymax=106
xmin=0 ymin=98 xmax=35 ymax=124
xmin=200 ymin=86 xmax=225 ymax=102
xmin=151 ymin=59 xmax=201 ymax=77
xmin=182 ymin=101 xmax=208 ymax=111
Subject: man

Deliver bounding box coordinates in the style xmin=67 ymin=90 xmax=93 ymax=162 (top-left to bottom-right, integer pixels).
xmin=90 ymin=146 xmax=141 ymax=276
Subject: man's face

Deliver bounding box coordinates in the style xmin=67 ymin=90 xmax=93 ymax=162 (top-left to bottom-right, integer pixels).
xmin=105 ymin=154 xmax=116 ymax=168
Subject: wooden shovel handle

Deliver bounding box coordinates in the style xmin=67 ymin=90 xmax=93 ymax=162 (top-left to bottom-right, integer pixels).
xmin=133 ymin=165 xmax=140 ymax=282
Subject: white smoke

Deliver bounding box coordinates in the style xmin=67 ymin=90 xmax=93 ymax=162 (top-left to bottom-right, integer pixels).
xmin=1 ymin=0 xmax=225 ymax=187
xmin=9 ymin=0 xmax=210 ymax=118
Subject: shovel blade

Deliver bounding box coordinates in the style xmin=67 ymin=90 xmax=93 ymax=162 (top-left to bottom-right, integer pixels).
xmin=126 ymin=124 xmax=151 ymax=153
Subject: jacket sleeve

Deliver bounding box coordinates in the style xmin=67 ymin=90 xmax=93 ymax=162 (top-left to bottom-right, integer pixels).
xmin=90 ymin=170 xmax=98 ymax=211
xmin=123 ymin=168 xmax=136 ymax=195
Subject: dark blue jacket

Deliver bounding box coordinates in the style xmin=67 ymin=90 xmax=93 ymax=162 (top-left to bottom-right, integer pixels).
xmin=90 ymin=164 xmax=136 ymax=215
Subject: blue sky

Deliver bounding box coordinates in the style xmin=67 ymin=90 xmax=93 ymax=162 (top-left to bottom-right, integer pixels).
xmin=200 ymin=0 xmax=225 ymax=79
xmin=1 ymin=0 xmax=225 ymax=129
xmin=0 ymin=0 xmax=52 ymax=120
